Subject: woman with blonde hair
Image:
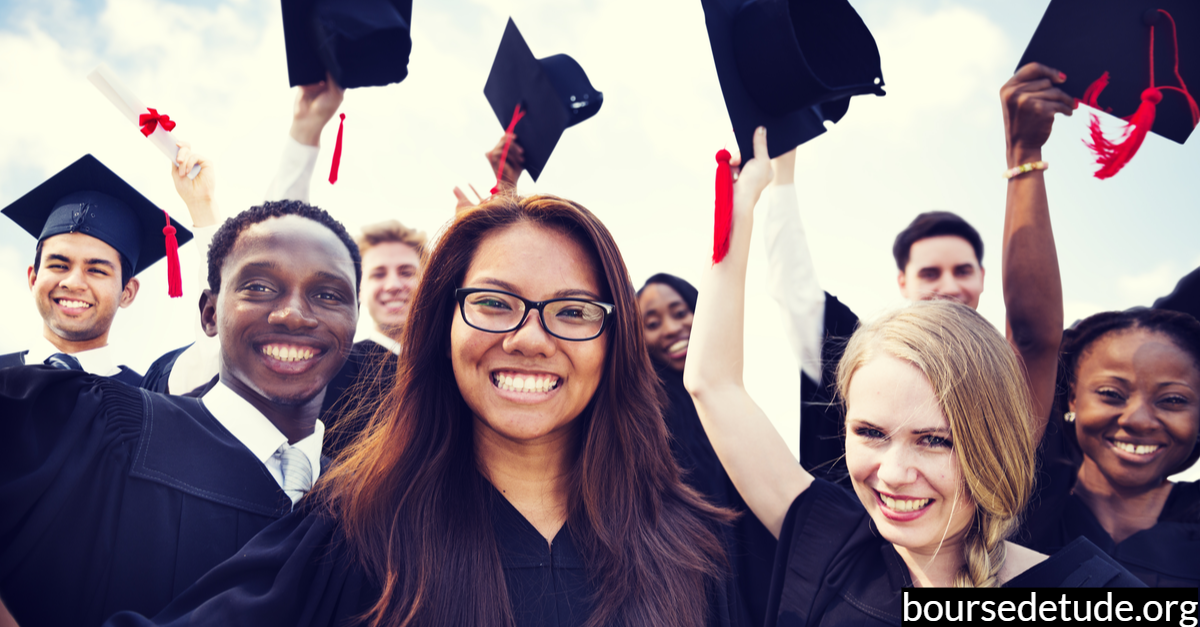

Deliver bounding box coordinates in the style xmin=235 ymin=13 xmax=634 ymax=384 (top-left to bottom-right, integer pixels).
xmin=684 ymin=128 xmax=1141 ymax=626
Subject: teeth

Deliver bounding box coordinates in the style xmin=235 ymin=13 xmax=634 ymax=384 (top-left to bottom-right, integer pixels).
xmin=1114 ymin=441 xmax=1162 ymax=455
xmin=57 ymin=299 xmax=92 ymax=308
xmin=492 ymin=372 xmax=561 ymax=393
xmin=668 ymin=339 xmax=689 ymax=354
xmin=880 ymin=494 xmax=931 ymax=512
xmin=260 ymin=345 xmax=316 ymax=362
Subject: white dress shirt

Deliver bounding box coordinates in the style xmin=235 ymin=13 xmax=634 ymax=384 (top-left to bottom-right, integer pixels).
xmin=762 ymin=183 xmax=827 ymax=384
xmin=201 ymin=380 xmax=325 ymax=501
xmin=25 ymin=336 xmax=122 ymax=377
xmin=365 ymin=329 xmax=402 ymax=356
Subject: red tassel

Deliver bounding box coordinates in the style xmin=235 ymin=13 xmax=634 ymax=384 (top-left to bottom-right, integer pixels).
xmin=1086 ymin=87 xmax=1161 ymax=179
xmin=491 ymin=104 xmax=526 ymax=195
xmin=328 ymin=113 xmax=345 ymax=184
xmin=712 ymin=149 xmax=733 ymax=264
xmin=1080 ymin=72 xmax=1111 ymax=112
xmin=162 ymin=210 xmax=182 ymax=298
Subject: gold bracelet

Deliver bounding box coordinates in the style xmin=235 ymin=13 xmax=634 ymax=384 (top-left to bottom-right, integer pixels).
xmin=1003 ymin=161 xmax=1049 ymax=179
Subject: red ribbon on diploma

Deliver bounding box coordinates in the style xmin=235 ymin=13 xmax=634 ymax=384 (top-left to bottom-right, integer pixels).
xmin=139 ymin=108 xmax=177 ymax=137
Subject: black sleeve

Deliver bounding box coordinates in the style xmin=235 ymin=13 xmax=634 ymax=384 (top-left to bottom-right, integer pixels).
xmin=798 ymin=293 xmax=859 ymax=487
xmin=140 ymin=344 xmax=193 ymax=393
xmin=105 ymin=508 xmax=373 ymax=627
xmin=1153 ymin=265 xmax=1200 ymax=320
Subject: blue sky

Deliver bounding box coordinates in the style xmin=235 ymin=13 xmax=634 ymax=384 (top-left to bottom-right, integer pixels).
xmin=2 ymin=0 xmax=1198 ymax=458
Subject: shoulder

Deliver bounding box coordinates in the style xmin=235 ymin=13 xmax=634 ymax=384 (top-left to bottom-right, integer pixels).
xmin=141 ymin=343 xmax=193 ymax=393
xmin=1005 ymin=537 xmax=1145 ymax=588
xmin=998 ymin=541 xmax=1048 ymax=585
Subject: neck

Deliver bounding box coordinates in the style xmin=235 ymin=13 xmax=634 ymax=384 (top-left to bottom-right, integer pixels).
xmin=374 ymin=323 xmax=403 ymax=342
xmin=475 ymin=419 xmax=579 ymax=543
xmin=894 ymin=540 xmax=967 ymax=588
xmin=220 ymin=368 xmax=323 ymax=444
xmin=44 ymin=326 xmax=108 ymax=354
xmin=1073 ymin=460 xmax=1171 ymax=543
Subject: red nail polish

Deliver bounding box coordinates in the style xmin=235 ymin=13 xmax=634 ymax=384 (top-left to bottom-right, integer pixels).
xmin=1059 ymin=72 xmax=1067 ymax=81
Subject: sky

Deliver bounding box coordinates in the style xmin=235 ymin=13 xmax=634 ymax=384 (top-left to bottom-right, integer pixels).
xmin=1 ymin=0 xmax=1198 ymax=463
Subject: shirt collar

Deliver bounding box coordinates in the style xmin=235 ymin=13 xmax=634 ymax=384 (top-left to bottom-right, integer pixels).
xmin=201 ymin=380 xmax=325 ymax=477
xmin=27 ymin=336 xmax=120 ymax=376
xmin=367 ymin=329 xmax=402 ymax=355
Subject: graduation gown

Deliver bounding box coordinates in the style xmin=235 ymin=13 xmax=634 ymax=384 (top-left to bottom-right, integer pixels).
xmin=0 ymin=349 xmax=144 ymax=386
xmin=106 ymin=480 xmax=744 ymax=627
xmin=655 ymin=361 xmax=775 ymax=627
xmin=765 ymin=480 xmax=1145 ymax=627
xmin=798 ymin=293 xmax=859 ymax=488
xmin=1017 ymin=419 xmax=1200 ymax=587
xmin=0 ymin=366 xmax=294 ymax=627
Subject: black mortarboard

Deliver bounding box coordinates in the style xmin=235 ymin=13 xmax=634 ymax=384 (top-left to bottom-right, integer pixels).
xmin=1 ymin=154 xmax=193 ymax=278
xmin=483 ymin=18 xmax=604 ymax=182
xmin=1019 ymin=0 xmax=1199 ymax=145
xmin=701 ymin=0 xmax=886 ymax=159
xmin=282 ymin=0 xmax=413 ymax=89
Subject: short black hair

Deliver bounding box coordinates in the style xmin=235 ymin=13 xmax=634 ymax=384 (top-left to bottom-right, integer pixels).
xmin=1056 ymin=307 xmax=1200 ymax=481
xmin=207 ymin=200 xmax=362 ymax=295
xmin=892 ymin=211 xmax=984 ymax=272
xmin=33 ymin=239 xmax=134 ymax=288
xmin=637 ymin=273 xmax=698 ymax=313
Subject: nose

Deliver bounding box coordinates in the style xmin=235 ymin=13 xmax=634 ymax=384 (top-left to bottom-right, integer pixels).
xmin=875 ymin=443 xmax=919 ymax=488
xmin=382 ymin=270 xmax=405 ymax=292
xmin=935 ymin=275 xmax=963 ymax=297
xmin=267 ymin=291 xmax=319 ymax=331
xmin=1117 ymin=395 xmax=1158 ymax=433
xmin=502 ymin=308 xmax=557 ymax=358
xmin=662 ymin=315 xmax=684 ymax=337
xmin=59 ymin=265 xmax=87 ymax=291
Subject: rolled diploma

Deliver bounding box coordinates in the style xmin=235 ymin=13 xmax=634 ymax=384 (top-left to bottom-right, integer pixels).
xmin=87 ymin=63 xmax=200 ymax=179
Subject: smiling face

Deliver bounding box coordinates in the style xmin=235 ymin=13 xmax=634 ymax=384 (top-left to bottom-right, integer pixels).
xmin=452 ymin=221 xmax=608 ymax=447
xmin=203 ymin=215 xmax=358 ymax=408
xmin=845 ymin=354 xmax=975 ymax=554
xmin=1071 ymin=329 xmax=1200 ymax=490
xmin=637 ymin=283 xmax=693 ymax=372
xmin=897 ymin=236 xmax=984 ymax=309
xmin=361 ymin=241 xmax=422 ymax=338
xmin=28 ymin=231 xmax=138 ymax=351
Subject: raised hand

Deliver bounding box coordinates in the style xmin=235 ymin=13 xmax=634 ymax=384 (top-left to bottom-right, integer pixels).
xmin=1002 ymin=62 xmax=1074 ymax=164
xmin=486 ymin=133 xmax=525 ymax=191
xmin=172 ymin=141 xmax=219 ymax=228
xmin=290 ymin=72 xmax=345 ymax=147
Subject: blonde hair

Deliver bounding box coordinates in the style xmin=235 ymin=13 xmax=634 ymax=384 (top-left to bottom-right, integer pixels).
xmin=355 ymin=219 xmax=428 ymax=262
xmin=835 ymin=301 xmax=1037 ymax=588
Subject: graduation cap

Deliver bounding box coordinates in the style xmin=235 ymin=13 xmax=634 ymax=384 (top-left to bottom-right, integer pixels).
xmin=1 ymin=154 xmax=194 ymax=296
xmin=701 ymin=0 xmax=886 ymax=160
xmin=282 ymin=0 xmax=413 ymax=89
xmin=1019 ymin=0 xmax=1200 ymax=178
xmin=483 ymin=18 xmax=604 ymax=183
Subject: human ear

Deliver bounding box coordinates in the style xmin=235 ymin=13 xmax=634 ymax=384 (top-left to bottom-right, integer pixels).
xmin=200 ymin=289 xmax=219 ymax=338
xmin=119 ymin=277 xmax=140 ymax=308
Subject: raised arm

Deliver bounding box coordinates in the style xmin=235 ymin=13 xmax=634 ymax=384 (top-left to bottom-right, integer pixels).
xmin=266 ymin=73 xmax=345 ymax=203
xmin=762 ymin=148 xmax=826 ymax=386
xmin=684 ymin=127 xmax=813 ymax=538
xmin=1000 ymin=62 xmax=1071 ymax=439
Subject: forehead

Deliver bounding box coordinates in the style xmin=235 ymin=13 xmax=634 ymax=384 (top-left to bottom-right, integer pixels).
xmin=906 ymin=235 xmax=978 ymax=270
xmin=225 ymin=215 xmax=355 ymax=280
xmin=464 ymin=222 xmax=602 ymax=297
xmin=638 ymin=283 xmax=685 ymax=311
xmin=846 ymin=354 xmax=948 ymax=431
xmin=39 ymin=231 xmax=122 ymax=264
xmin=1081 ymin=329 xmax=1200 ymax=382
xmin=362 ymin=241 xmax=421 ymax=268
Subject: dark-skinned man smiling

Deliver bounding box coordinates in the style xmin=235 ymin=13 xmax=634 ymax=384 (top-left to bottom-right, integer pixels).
xmin=0 ymin=194 xmax=361 ymax=627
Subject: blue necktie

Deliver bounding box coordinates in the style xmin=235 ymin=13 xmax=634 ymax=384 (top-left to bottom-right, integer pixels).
xmin=44 ymin=353 xmax=83 ymax=371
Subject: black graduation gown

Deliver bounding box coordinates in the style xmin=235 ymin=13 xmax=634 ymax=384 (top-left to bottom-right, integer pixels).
xmin=1017 ymin=419 xmax=1200 ymax=587
xmin=106 ymin=482 xmax=744 ymax=627
xmin=798 ymin=292 xmax=859 ymax=487
xmin=0 ymin=349 xmax=144 ymax=386
xmin=0 ymin=366 xmax=294 ymax=627
xmin=764 ymin=479 xmax=1146 ymax=627
xmin=655 ymin=361 xmax=776 ymax=627
xmin=142 ymin=340 xmax=396 ymax=459
xmin=319 ymin=339 xmax=397 ymax=459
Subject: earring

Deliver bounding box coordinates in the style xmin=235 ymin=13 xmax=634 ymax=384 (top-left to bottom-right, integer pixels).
xmin=1064 ymin=411 xmax=1076 ymax=423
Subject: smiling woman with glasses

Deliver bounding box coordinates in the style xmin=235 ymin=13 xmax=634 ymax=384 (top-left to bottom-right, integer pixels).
xmin=107 ymin=193 xmax=740 ymax=627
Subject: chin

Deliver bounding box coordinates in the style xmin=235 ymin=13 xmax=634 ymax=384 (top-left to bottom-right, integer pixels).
xmin=264 ymin=388 xmax=324 ymax=407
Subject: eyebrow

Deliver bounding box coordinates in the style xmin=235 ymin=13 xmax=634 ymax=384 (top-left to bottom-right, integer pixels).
xmin=475 ymin=278 xmax=602 ymax=300
xmin=46 ymin=253 xmax=115 ymax=268
xmin=315 ymin=270 xmax=355 ymax=285
xmin=851 ymin=419 xmax=950 ymax=436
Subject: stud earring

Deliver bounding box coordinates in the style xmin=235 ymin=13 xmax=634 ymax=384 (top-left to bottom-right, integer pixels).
xmin=1064 ymin=411 xmax=1076 ymax=423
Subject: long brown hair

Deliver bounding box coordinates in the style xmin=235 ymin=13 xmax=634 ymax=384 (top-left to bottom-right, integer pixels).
xmin=315 ymin=193 xmax=730 ymax=626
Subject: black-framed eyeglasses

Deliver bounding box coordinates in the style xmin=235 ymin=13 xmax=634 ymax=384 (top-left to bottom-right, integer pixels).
xmin=455 ymin=288 xmax=614 ymax=341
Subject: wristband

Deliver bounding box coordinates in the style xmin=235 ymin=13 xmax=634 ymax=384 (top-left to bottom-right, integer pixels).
xmin=1003 ymin=161 xmax=1048 ymax=179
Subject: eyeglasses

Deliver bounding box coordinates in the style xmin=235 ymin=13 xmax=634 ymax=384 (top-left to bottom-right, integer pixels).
xmin=455 ymin=288 xmax=614 ymax=341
